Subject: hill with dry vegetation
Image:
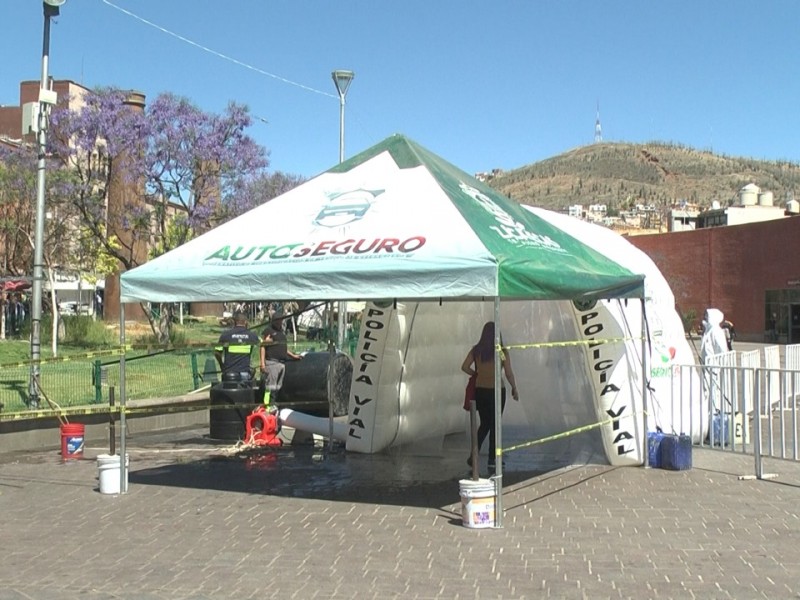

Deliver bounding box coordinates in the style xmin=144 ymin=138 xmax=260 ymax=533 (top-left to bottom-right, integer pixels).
xmin=488 ymin=142 xmax=800 ymax=213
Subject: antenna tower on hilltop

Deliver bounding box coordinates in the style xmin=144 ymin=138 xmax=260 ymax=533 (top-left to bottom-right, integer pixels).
xmin=594 ymin=100 xmax=603 ymax=143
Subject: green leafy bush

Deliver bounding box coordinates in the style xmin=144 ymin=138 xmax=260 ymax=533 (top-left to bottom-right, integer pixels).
xmin=133 ymin=327 xmax=188 ymax=348
xmin=61 ymin=316 xmax=115 ymax=347
xmin=17 ymin=315 xmax=113 ymax=347
xmin=680 ymin=308 xmax=697 ymax=334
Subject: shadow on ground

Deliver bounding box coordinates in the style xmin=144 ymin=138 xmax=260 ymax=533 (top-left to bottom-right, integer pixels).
xmin=128 ymin=440 xmax=560 ymax=509
xmin=129 ymin=428 xmax=568 ymax=508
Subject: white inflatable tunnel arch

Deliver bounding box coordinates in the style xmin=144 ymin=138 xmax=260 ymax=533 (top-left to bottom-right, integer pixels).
xmin=344 ymin=210 xmax=705 ymax=468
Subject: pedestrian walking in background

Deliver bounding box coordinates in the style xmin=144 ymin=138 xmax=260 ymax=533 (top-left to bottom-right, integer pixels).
xmin=460 ymin=321 xmax=519 ymax=471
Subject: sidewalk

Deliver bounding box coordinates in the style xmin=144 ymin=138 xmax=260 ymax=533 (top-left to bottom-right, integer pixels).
xmin=1 ymin=429 xmax=799 ymax=599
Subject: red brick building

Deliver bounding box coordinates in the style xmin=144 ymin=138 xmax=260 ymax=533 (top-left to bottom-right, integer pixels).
xmin=0 ymin=80 xmax=87 ymax=140
xmin=628 ymin=216 xmax=800 ymax=343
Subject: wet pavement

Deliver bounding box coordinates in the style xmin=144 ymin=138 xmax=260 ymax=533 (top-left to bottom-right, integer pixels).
xmin=1 ymin=425 xmax=800 ymax=599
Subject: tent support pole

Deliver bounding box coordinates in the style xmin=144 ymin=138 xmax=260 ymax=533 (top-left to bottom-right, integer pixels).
xmin=327 ymin=301 xmax=336 ymax=453
xmin=119 ymin=302 xmax=128 ymax=493
xmin=641 ymin=297 xmax=649 ymax=468
xmin=492 ymin=297 xmax=503 ymax=528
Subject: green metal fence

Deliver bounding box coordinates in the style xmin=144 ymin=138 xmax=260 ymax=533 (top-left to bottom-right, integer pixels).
xmin=0 ymin=337 xmax=349 ymax=415
xmin=0 ymin=348 xmax=215 ymax=414
xmin=0 ymin=360 xmax=97 ymax=412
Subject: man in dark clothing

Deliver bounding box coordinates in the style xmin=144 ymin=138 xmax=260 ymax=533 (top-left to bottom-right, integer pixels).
xmin=258 ymin=312 xmax=302 ymax=404
xmin=721 ymin=320 xmax=736 ymax=351
xmin=260 ymin=312 xmax=303 ymax=366
xmin=215 ymin=311 xmax=260 ymax=381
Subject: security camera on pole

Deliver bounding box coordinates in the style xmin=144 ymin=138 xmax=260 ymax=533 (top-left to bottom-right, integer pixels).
xmin=28 ymin=0 xmax=66 ymax=407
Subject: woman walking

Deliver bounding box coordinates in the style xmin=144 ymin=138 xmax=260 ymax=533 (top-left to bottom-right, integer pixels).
xmin=461 ymin=321 xmax=518 ymax=470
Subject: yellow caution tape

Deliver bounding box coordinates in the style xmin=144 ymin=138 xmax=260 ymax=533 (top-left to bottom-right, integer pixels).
xmin=0 ymin=405 xmax=116 ymax=421
xmin=498 ymin=336 xmax=643 ymax=352
xmin=501 ymin=410 xmax=647 ymax=455
xmin=0 ymin=344 xmax=214 ymax=369
xmin=0 ymin=338 xmax=308 ymax=370
xmin=0 ymin=347 xmax=130 ymax=369
xmin=1 ymin=333 xmax=642 ymax=370
xmin=0 ymin=399 xmax=329 ymax=421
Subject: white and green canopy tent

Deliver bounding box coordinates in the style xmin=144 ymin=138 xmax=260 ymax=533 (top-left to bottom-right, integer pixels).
xmin=118 ymin=134 xmax=646 ymax=523
xmin=121 ymin=134 xmax=642 ymax=303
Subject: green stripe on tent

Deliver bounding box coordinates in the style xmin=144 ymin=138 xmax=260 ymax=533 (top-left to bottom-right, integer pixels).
xmin=336 ymin=135 xmax=643 ymax=299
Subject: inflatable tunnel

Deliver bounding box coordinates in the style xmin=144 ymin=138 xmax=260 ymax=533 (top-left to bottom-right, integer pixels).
xmin=343 ymin=211 xmax=705 ymax=467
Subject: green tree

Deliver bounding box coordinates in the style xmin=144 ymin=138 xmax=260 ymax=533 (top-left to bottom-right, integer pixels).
xmin=49 ymin=89 xmax=277 ymax=342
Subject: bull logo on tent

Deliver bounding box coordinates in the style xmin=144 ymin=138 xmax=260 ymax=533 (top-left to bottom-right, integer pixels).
xmin=573 ymin=298 xmax=597 ymax=312
xmin=314 ymin=189 xmax=384 ymax=228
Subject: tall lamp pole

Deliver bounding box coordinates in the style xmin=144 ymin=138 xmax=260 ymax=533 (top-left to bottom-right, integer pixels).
xmin=331 ymin=69 xmax=354 ymax=351
xmin=29 ymin=0 xmax=66 ymax=407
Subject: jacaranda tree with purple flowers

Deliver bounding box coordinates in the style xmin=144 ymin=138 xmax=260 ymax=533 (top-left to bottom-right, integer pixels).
xmin=46 ymin=87 xmax=301 ymax=341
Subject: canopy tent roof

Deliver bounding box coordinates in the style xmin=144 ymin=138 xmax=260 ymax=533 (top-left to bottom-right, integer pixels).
xmin=120 ymin=134 xmax=643 ymax=304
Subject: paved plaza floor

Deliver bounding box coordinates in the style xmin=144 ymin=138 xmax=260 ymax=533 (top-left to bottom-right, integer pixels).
xmin=1 ymin=425 xmax=799 ymax=600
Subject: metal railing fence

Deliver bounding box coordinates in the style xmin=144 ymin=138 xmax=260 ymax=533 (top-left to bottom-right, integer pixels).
xmin=670 ymin=357 xmax=799 ymax=478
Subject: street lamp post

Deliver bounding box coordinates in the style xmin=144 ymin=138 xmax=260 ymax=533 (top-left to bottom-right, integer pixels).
xmin=29 ymin=0 xmax=66 ymax=407
xmin=331 ymin=69 xmax=354 ymax=351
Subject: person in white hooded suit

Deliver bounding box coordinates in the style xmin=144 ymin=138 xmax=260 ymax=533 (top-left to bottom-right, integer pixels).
xmin=699 ymin=308 xmax=729 ymax=363
xmin=699 ymin=308 xmax=730 ymax=416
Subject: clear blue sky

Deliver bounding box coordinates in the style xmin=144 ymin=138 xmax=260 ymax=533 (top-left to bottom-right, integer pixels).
xmin=3 ymin=1 xmax=799 ymax=179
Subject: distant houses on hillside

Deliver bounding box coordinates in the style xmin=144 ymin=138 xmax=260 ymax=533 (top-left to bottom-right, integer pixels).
xmin=476 ymin=155 xmax=800 ymax=234
xmin=474 ymin=168 xmax=504 ymax=182
xmin=560 ymin=182 xmax=799 ymax=234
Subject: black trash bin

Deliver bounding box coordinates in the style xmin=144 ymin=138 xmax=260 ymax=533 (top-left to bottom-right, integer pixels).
xmin=209 ymin=378 xmax=259 ymax=441
xmin=279 ymin=351 xmax=352 ymax=417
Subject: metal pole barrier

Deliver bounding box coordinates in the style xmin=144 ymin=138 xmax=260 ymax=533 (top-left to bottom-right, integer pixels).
xmin=754 ymin=369 xmax=763 ymax=479
xmin=119 ymin=303 xmax=128 ymax=494
xmin=29 ymin=4 xmax=58 ymax=409
xmin=336 ymin=85 xmax=345 ymax=353
xmin=641 ymin=298 xmax=649 ymax=468
xmin=792 ymin=370 xmax=798 ymax=460
xmin=707 ymin=366 xmax=715 ymax=447
xmin=94 ymin=359 xmax=103 ymax=404
xmin=109 ymin=385 xmax=115 ymax=456
xmin=492 ymin=297 xmax=503 ymax=528
xmin=190 ymin=352 xmax=199 ymax=390
xmin=780 ymin=371 xmax=786 ymax=459
xmin=768 ymin=370 xmax=775 ymax=456
xmin=688 ymin=367 xmax=693 ymax=436
xmin=469 ymin=400 xmax=479 ymax=481
xmin=327 ymin=301 xmax=335 ymax=453
xmin=333 ymin=72 xmax=351 ymax=353
xmin=740 ymin=364 xmax=747 ymax=448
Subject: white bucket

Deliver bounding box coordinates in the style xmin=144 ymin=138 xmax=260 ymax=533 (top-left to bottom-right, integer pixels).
xmin=459 ymin=478 xmax=496 ymax=529
xmin=97 ymin=453 xmax=129 ymax=495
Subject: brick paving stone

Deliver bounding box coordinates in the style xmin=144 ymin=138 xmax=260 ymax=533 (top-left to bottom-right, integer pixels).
xmin=1 ymin=430 xmax=799 ymax=599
